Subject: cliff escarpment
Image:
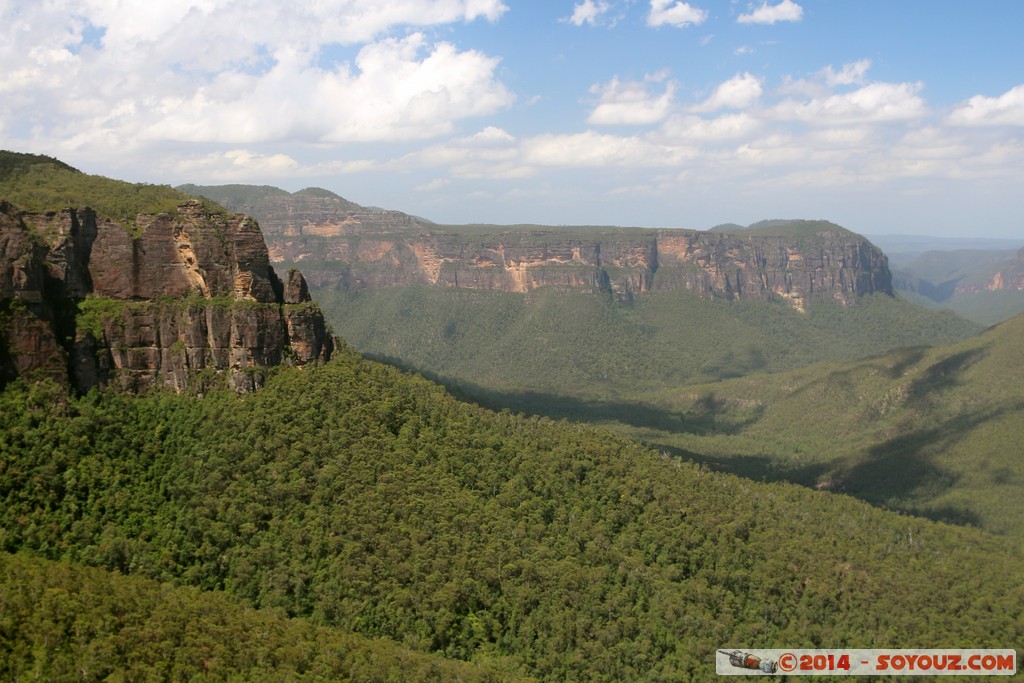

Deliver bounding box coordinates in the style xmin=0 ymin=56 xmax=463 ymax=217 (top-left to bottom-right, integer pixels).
xmin=1 ymin=175 xmax=334 ymax=393
xmin=980 ymin=247 xmax=1024 ymax=293
xmin=284 ymin=226 xmax=892 ymax=308
xmin=181 ymin=185 xmax=893 ymax=309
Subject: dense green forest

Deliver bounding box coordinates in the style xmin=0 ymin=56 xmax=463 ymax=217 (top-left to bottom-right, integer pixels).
xmin=2 ymin=347 xmax=1023 ymax=680
xmin=0 ymin=552 xmax=523 ymax=682
xmin=314 ymin=282 xmax=1024 ymax=543
xmin=314 ymin=286 xmax=980 ymax=402
xmin=604 ymin=311 xmax=1024 ymax=541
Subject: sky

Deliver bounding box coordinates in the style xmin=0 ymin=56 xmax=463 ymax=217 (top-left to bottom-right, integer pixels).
xmin=2 ymin=1 xmax=1023 ymax=238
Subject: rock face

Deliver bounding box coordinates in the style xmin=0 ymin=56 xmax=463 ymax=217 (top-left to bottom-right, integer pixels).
xmin=983 ymin=248 xmax=1024 ymax=293
xmin=652 ymin=229 xmax=893 ymax=310
xmin=271 ymin=224 xmax=892 ymax=309
xmin=1 ymin=199 xmax=334 ymax=393
xmin=179 ymin=185 xmax=894 ymax=308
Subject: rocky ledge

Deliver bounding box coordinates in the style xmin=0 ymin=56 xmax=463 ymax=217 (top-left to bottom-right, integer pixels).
xmin=1 ymin=199 xmax=334 ymax=393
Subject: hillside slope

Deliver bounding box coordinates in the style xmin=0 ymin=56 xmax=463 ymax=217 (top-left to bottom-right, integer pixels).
xmin=2 ymin=352 xmax=1023 ymax=680
xmin=891 ymin=247 xmax=1024 ymax=325
xmin=316 ymin=286 xmax=980 ymax=403
xmin=621 ymin=312 xmax=1024 ymax=539
xmin=0 ymin=551 xmax=523 ymax=682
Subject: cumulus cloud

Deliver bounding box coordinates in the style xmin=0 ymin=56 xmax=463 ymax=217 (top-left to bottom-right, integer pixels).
xmin=463 ymin=126 xmax=517 ymax=145
xmin=169 ymin=149 xmax=300 ymax=181
xmin=821 ymin=59 xmax=871 ymax=87
xmin=524 ymin=131 xmax=694 ymax=166
xmin=692 ymin=73 xmax=763 ymax=112
xmin=772 ymin=82 xmax=927 ymax=124
xmin=737 ymin=0 xmax=803 ymax=25
xmin=947 ymin=84 xmax=1024 ymax=126
xmin=0 ymin=1 xmax=513 ymax=159
xmin=648 ymin=1 xmax=708 ymax=28
xmin=416 ymin=178 xmax=451 ymax=191
xmin=661 ymin=112 xmax=760 ymax=141
xmin=567 ymin=0 xmax=613 ymax=26
xmin=587 ymin=75 xmax=676 ymax=125
xmin=138 ymin=34 xmax=513 ymax=145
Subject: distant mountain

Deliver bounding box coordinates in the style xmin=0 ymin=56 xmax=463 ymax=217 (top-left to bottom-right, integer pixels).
xmin=180 ymin=185 xmax=894 ymax=310
xmin=176 ymin=182 xmax=429 ymax=239
xmin=3 ymin=161 xmax=1023 ymax=680
xmin=1 ymin=152 xmax=334 ymax=392
xmin=706 ymin=222 xmax=745 ymax=232
xmin=887 ymin=247 xmax=1024 ymax=325
xmin=867 ymin=233 xmax=1024 ymax=265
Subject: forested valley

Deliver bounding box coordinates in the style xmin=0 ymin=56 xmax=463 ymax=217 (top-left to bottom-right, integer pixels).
xmin=3 ymin=346 xmax=1023 ymax=680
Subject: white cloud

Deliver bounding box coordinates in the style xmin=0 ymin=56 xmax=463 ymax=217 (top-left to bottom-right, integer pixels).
xmin=416 ymin=178 xmax=451 ymax=191
xmin=0 ymin=1 xmax=513 ymax=156
xmin=168 ymin=149 xmax=300 ymax=181
xmin=463 ymin=126 xmax=517 ymax=145
xmin=772 ymin=82 xmax=927 ymax=124
xmin=523 ymin=131 xmax=694 ymax=167
xmin=587 ymin=76 xmax=676 ymax=125
xmin=138 ymin=34 xmax=513 ymax=144
xmin=947 ymin=84 xmax=1024 ymax=126
xmin=567 ymin=0 xmax=613 ymax=26
xmin=692 ymin=73 xmax=763 ymax=112
xmin=661 ymin=112 xmax=761 ymax=141
xmin=737 ymin=0 xmax=803 ymax=25
xmin=648 ymin=1 xmax=708 ymax=28
xmin=821 ymin=59 xmax=871 ymax=87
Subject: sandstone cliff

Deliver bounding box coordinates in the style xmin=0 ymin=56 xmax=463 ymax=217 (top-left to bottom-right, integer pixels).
xmin=981 ymin=247 xmax=1024 ymax=293
xmin=181 ymin=185 xmax=894 ymax=308
xmin=270 ymin=226 xmax=891 ymax=310
xmin=1 ymin=197 xmax=334 ymax=393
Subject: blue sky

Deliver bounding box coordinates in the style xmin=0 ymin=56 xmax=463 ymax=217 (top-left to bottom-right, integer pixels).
xmin=2 ymin=1 xmax=1023 ymax=238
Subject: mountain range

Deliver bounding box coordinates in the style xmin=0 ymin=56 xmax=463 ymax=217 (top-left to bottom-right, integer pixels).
xmin=2 ymin=153 xmax=1022 ymax=680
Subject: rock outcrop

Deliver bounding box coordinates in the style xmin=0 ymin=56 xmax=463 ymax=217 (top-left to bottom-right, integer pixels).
xmin=983 ymin=248 xmax=1024 ymax=293
xmin=270 ymin=225 xmax=892 ymax=308
xmin=1 ymin=199 xmax=334 ymax=393
xmin=181 ymin=184 xmax=894 ymax=308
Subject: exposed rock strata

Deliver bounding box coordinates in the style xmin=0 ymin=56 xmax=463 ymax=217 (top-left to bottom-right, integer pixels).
xmin=271 ymin=228 xmax=891 ymax=307
xmin=178 ymin=185 xmax=894 ymax=307
xmin=1 ymin=199 xmax=334 ymax=392
xmin=983 ymin=248 xmax=1024 ymax=293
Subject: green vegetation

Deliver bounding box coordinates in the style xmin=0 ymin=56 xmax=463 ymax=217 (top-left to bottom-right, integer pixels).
xmin=295 ymin=187 xmax=345 ymax=200
xmin=728 ymin=219 xmax=861 ymax=240
xmin=0 ymin=551 xmax=523 ymax=683
xmin=177 ymin=183 xmax=364 ymax=222
xmin=0 ymin=151 xmax=231 ymax=232
xmin=602 ymin=312 xmax=1024 ymax=540
xmin=940 ymin=290 xmax=1024 ymax=326
xmin=75 ymin=296 xmax=129 ymax=338
xmin=177 ymin=183 xmax=292 ymax=208
xmin=313 ymin=285 xmax=980 ymax=401
xmin=2 ymin=351 xmax=1023 ymax=680
xmin=891 ymin=248 xmax=1024 ymax=325
xmin=308 ymin=285 xmax=1024 ymax=542
xmin=0 ymin=150 xmax=79 ymax=179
